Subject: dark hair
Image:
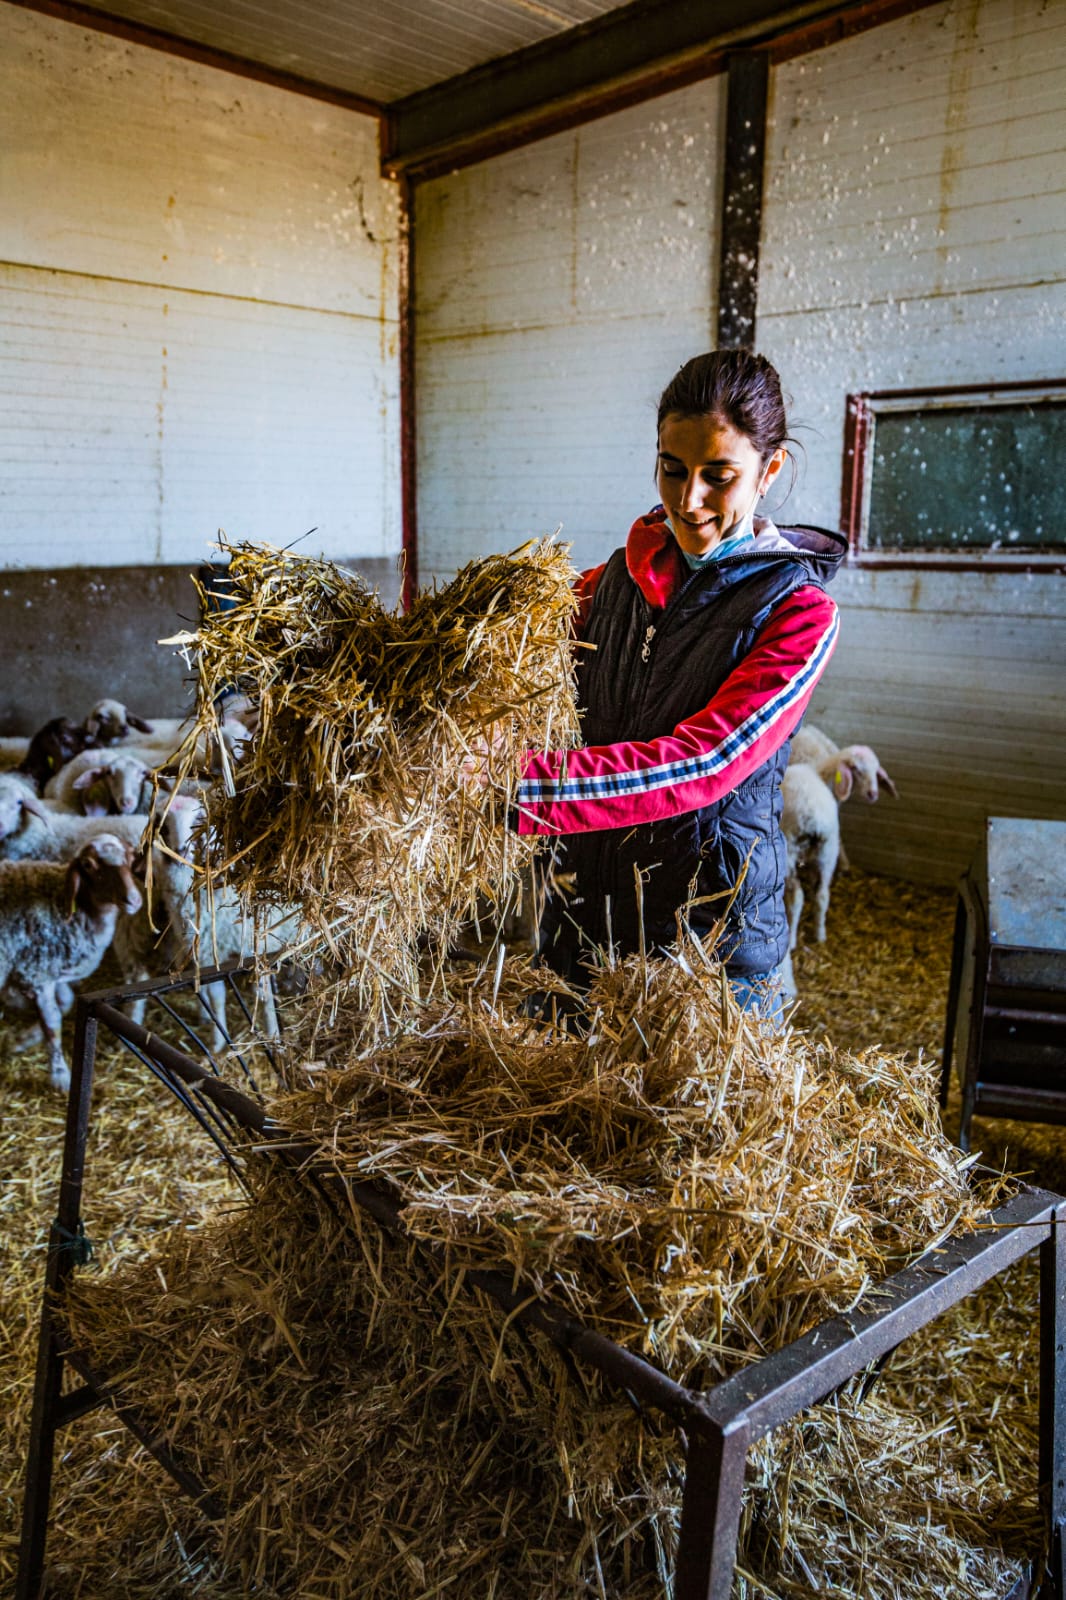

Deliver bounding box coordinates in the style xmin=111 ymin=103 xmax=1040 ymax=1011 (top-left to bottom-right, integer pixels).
xmin=657 ymin=350 xmax=790 ymax=464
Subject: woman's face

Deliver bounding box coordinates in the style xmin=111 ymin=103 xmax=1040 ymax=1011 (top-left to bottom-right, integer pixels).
xmin=656 ymin=412 xmax=786 ymax=559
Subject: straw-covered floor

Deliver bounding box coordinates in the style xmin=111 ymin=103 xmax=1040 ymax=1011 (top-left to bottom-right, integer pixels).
xmin=1 ymin=540 xmax=1061 ymax=1597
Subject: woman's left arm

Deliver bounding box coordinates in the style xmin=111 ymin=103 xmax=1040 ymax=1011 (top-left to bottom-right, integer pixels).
xmin=516 ymin=586 xmax=839 ymax=835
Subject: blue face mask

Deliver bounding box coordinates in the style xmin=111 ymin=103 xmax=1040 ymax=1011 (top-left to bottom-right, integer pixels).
xmin=676 ymin=487 xmax=762 ymax=570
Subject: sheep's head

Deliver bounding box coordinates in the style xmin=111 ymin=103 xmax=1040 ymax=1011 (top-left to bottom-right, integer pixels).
xmin=838 ymin=744 xmax=898 ymax=803
xmin=65 ymin=835 xmax=143 ymax=918
xmin=21 ymin=718 xmax=93 ymax=785
xmin=72 ymin=753 xmax=153 ymax=816
xmin=83 ymin=699 xmax=154 ymax=746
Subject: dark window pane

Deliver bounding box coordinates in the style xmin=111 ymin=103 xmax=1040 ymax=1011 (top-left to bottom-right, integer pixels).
xmin=867 ymin=400 xmax=1065 ymax=552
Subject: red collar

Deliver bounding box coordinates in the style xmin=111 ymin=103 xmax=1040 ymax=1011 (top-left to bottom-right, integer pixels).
xmin=625 ymin=507 xmax=686 ymax=609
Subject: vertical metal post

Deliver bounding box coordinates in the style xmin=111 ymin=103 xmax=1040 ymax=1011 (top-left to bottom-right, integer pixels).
xmin=674 ymin=1416 xmax=750 ymax=1600
xmin=16 ymin=1001 xmax=100 ymax=1600
xmin=1038 ymin=1207 xmax=1066 ymax=1599
xmin=716 ymin=52 xmax=769 ymax=351
xmin=398 ymin=170 xmax=419 ymax=611
xmin=940 ymin=891 xmax=967 ymax=1108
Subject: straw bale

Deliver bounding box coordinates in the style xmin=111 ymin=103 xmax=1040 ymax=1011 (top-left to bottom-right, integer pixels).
xmin=165 ymin=538 xmax=580 ymax=1007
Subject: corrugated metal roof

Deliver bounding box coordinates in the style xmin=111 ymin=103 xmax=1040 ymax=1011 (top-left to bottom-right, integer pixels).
xmin=71 ymin=0 xmax=627 ymax=104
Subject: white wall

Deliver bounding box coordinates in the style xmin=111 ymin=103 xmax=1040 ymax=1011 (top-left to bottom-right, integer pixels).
xmin=414 ymin=80 xmax=724 ymax=584
xmin=0 ymin=6 xmax=401 ymax=570
xmin=759 ymin=0 xmax=1066 ymax=881
xmin=414 ymin=0 xmax=1066 ymax=883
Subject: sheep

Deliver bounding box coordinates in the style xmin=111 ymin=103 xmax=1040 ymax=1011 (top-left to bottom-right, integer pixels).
xmin=0 ymin=834 xmax=142 ymax=1091
xmin=83 ymin=698 xmax=155 ymax=746
xmin=781 ymin=761 xmax=842 ymax=948
xmin=45 ymin=748 xmax=159 ymax=815
xmin=17 ymin=717 xmax=99 ymax=792
xmin=789 ymin=725 xmax=897 ymax=804
xmin=111 ymin=796 xmax=302 ymax=1042
xmin=0 ymin=774 xmax=151 ymax=863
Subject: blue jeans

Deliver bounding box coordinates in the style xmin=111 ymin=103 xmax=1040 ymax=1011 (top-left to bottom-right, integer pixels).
xmin=728 ymin=962 xmax=792 ymax=1029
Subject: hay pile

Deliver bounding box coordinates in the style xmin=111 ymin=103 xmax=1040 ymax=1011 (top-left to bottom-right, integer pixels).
xmin=5 ymin=871 xmax=1051 ymax=1600
xmin=14 ymin=540 xmax=1043 ymax=1597
xmin=56 ymin=947 xmax=1016 ymax=1599
xmin=167 ymin=538 xmax=579 ymax=1008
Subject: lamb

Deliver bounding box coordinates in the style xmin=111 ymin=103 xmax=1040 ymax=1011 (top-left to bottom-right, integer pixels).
xmin=45 ymin=749 xmax=159 ymax=815
xmin=0 ymin=774 xmax=151 ymax=863
xmin=17 ymin=717 xmax=98 ymax=792
xmin=83 ymin=698 xmax=155 ymax=746
xmin=0 ymin=834 xmax=142 ymax=1091
xmin=127 ymin=795 xmax=299 ymax=1047
xmin=781 ymin=762 xmax=842 ymax=948
xmin=780 ymin=728 xmax=898 ymax=947
xmin=789 ymin=725 xmax=897 ymax=804
xmin=84 ymin=702 xmax=253 ymax=778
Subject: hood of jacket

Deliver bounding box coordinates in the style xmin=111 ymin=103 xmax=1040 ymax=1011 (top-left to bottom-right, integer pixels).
xmin=625 ymin=506 xmax=848 ymax=609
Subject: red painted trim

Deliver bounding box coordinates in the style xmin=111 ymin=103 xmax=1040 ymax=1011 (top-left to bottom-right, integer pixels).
xmin=770 ymin=0 xmax=945 ymax=62
xmin=6 ymin=0 xmax=386 ymax=122
xmin=841 ymin=382 xmax=1066 ymax=572
xmin=398 ymin=177 xmax=418 ymax=611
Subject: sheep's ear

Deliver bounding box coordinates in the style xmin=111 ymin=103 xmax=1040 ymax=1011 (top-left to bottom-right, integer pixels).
xmin=22 ymin=792 xmax=52 ymax=825
xmin=832 ymin=764 xmax=854 ymax=802
xmin=72 ymin=767 xmax=103 ymax=791
xmin=64 ymin=861 xmax=83 ymax=918
xmin=877 ymin=765 xmax=898 ymax=799
xmin=128 ymin=713 xmax=154 ymax=733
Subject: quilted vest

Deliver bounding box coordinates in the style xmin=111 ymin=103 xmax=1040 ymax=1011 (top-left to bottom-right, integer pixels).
xmin=540 ymin=524 xmax=846 ymax=978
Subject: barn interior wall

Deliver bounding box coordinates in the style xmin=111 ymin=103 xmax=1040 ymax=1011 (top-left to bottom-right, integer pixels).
xmin=0 ymin=5 xmax=401 ymax=729
xmin=414 ymin=0 xmax=1066 ymax=885
xmin=413 ymin=78 xmax=724 ymax=586
xmin=759 ymin=0 xmax=1066 ymax=882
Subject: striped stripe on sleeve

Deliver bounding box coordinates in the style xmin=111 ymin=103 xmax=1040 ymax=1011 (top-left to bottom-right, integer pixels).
xmin=515 ymin=586 xmax=839 ymax=836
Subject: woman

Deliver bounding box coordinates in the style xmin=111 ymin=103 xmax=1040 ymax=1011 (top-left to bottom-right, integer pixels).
xmin=515 ymin=349 xmax=846 ymax=1016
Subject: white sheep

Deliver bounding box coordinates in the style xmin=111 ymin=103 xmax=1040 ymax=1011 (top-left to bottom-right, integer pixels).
xmin=135 ymin=795 xmax=299 ymax=1047
xmin=83 ymin=698 xmax=156 ymax=746
xmin=781 ymin=761 xmax=842 ymax=948
xmin=0 ymin=834 xmax=143 ymax=1091
xmin=0 ymin=774 xmax=151 ymax=863
xmin=85 ymin=700 xmax=253 ymax=772
xmin=789 ymin=725 xmax=897 ymax=804
xmin=45 ymin=749 xmax=159 ymax=815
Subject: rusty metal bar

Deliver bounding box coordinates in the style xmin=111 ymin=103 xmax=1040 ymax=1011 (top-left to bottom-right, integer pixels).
xmin=699 ymin=1188 xmax=1059 ymax=1442
xmin=16 ymin=999 xmax=101 ymax=1600
xmin=675 ymin=1417 xmax=751 ymax=1600
xmin=1038 ymin=1208 xmax=1066 ymax=1599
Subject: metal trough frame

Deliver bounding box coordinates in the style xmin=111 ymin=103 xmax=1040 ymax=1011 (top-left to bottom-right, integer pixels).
xmin=16 ymin=967 xmax=1066 ymax=1600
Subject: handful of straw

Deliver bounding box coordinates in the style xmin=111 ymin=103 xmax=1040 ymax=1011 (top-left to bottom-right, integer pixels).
xmin=167 ymin=537 xmax=581 ymax=1002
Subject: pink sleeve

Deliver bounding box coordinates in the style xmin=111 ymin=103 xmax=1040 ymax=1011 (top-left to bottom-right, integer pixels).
xmin=515 ymin=586 xmax=839 ymax=835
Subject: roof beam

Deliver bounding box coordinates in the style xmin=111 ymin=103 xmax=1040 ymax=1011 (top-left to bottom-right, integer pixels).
xmin=384 ymin=0 xmax=940 ymax=178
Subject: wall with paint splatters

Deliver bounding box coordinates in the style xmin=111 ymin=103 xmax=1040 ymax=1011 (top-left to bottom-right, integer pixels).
xmin=0 ymin=5 xmax=401 ymax=723
xmin=415 ymin=0 xmax=1066 ymax=881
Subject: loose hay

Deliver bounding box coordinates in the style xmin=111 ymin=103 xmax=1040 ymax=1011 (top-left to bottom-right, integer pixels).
xmin=2 ymin=872 xmax=1056 ymax=1599
xmin=5 ymin=521 xmax=1062 ymax=1600
xmin=166 ymin=538 xmax=581 ymax=1009
xmin=55 ymin=945 xmax=1016 ymax=1600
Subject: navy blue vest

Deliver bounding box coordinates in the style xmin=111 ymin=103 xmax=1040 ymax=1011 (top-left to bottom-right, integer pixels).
xmin=540 ymin=521 xmax=846 ymax=978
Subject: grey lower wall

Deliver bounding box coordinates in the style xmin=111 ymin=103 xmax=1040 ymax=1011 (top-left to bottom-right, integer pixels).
xmin=1 ymin=557 xmax=403 ymax=734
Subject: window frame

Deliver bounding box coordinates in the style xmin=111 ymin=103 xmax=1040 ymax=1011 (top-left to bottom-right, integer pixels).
xmin=840 ymin=379 xmax=1066 ymax=573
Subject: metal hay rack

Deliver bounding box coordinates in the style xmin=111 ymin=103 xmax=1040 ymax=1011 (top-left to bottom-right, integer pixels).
xmin=16 ymin=961 xmax=1066 ymax=1600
